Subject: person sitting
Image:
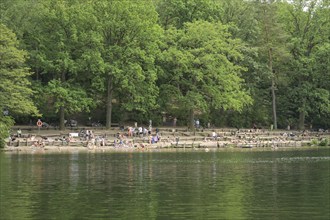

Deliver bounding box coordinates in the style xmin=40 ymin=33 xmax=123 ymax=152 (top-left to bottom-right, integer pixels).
xmin=154 ymin=135 xmax=159 ymax=143
xmin=33 ymin=140 xmax=44 ymax=148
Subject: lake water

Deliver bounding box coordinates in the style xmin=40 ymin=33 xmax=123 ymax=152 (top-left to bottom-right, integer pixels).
xmin=1 ymin=148 xmax=329 ymax=220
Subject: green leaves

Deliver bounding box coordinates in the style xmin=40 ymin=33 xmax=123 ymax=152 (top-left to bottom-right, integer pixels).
xmin=92 ymin=0 xmax=162 ymax=126
xmin=158 ymin=20 xmax=252 ymax=125
xmin=0 ymin=23 xmax=38 ymax=116
xmin=278 ymin=0 xmax=330 ymax=129
xmin=0 ymin=116 xmax=13 ymax=148
xmin=0 ymin=23 xmax=38 ymax=146
xmin=45 ymin=79 xmax=93 ymax=114
xmin=0 ymin=0 xmax=328 ymax=130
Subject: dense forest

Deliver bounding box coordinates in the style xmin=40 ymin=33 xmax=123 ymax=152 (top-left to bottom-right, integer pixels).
xmin=1 ymin=0 xmax=329 ymax=144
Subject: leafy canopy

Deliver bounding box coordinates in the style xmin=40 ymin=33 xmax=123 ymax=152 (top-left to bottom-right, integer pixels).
xmin=0 ymin=23 xmax=38 ymax=147
xmin=158 ymin=20 xmax=252 ymax=123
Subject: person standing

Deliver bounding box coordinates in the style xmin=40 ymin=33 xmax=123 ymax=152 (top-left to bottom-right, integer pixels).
xmin=212 ymin=131 xmax=217 ymax=140
xmin=196 ymin=119 xmax=200 ymax=128
xmin=17 ymin=128 xmax=22 ymax=137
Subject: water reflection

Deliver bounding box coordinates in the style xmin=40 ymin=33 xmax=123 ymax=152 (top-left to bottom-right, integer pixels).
xmin=1 ymin=148 xmax=329 ymax=219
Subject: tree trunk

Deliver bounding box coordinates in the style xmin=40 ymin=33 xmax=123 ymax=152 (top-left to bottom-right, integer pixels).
xmin=59 ymin=71 xmax=66 ymax=131
xmin=106 ymin=76 xmax=113 ymax=129
xmin=271 ymin=77 xmax=277 ymax=130
xmin=269 ymin=48 xmax=277 ymax=130
xmin=59 ymin=106 xmax=65 ymax=131
xmin=298 ymin=99 xmax=306 ymax=130
xmin=298 ymin=111 xmax=305 ymax=130
xmin=188 ymin=109 xmax=194 ymax=131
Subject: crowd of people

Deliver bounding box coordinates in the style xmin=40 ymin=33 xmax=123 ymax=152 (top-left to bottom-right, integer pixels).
xmin=7 ymin=123 xmax=329 ymax=149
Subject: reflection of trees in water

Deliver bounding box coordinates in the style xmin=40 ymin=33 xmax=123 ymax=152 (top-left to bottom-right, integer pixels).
xmin=69 ymin=152 xmax=79 ymax=188
xmin=2 ymin=151 xmax=330 ymax=219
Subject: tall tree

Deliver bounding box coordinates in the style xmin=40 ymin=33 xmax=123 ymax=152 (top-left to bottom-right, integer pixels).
xmin=255 ymin=0 xmax=290 ymax=129
xmin=92 ymin=0 xmax=162 ymax=128
xmin=21 ymin=0 xmax=94 ymax=130
xmin=212 ymin=0 xmax=268 ymax=128
xmin=158 ymin=21 xmax=252 ymax=128
xmin=279 ymin=0 xmax=330 ymax=129
xmin=0 ymin=24 xmax=38 ymax=147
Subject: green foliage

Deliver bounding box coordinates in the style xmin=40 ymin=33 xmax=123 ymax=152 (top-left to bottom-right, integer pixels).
xmin=155 ymin=0 xmax=221 ymax=29
xmin=158 ymin=20 xmax=252 ymax=126
xmin=217 ymin=0 xmax=259 ymax=43
xmin=44 ymin=79 xmax=93 ymax=115
xmin=319 ymin=138 xmax=329 ymax=147
xmin=0 ymin=0 xmax=329 ymax=129
xmin=310 ymin=139 xmax=319 ymax=146
xmin=0 ymin=23 xmax=38 ymax=146
xmin=278 ymin=0 xmax=330 ymax=129
xmin=92 ymin=0 xmax=163 ymax=126
xmin=0 ymin=116 xmax=14 ymax=148
xmin=311 ymin=138 xmax=330 ymax=147
xmin=9 ymin=0 xmax=102 ymax=128
xmin=0 ymin=23 xmax=38 ymax=116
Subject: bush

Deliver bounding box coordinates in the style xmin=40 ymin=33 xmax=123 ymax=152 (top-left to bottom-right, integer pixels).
xmin=0 ymin=123 xmax=9 ymax=148
xmin=0 ymin=116 xmax=14 ymax=148
xmin=319 ymin=138 xmax=329 ymax=147
xmin=310 ymin=139 xmax=319 ymax=146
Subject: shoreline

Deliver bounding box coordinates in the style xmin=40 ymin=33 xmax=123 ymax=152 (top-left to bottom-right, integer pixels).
xmin=4 ymin=126 xmax=329 ymax=154
xmin=2 ymin=144 xmax=329 ymax=154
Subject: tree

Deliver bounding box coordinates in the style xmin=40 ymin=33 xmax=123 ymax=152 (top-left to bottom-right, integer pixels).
xmin=279 ymin=0 xmax=330 ymax=129
xmin=254 ymin=0 xmax=290 ymax=129
xmin=213 ymin=0 xmax=269 ymax=128
xmin=308 ymin=42 xmax=330 ymax=128
xmin=158 ymin=21 xmax=252 ymax=128
xmin=0 ymin=23 xmax=38 ymax=147
xmin=20 ymin=0 xmax=94 ymax=130
xmin=154 ymin=0 xmax=221 ymax=30
xmin=92 ymin=0 xmax=162 ymax=128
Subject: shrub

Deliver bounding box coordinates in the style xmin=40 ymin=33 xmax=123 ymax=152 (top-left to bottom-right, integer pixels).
xmin=319 ymin=138 xmax=329 ymax=147
xmin=0 ymin=116 xmax=14 ymax=148
xmin=310 ymin=139 xmax=319 ymax=146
